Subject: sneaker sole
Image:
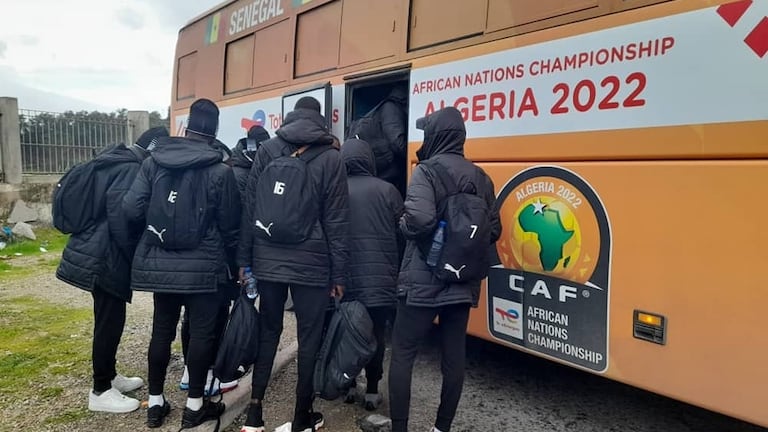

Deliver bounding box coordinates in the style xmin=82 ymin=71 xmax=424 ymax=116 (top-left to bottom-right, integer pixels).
xmin=114 ymin=383 xmax=144 ymax=393
xmin=88 ymin=401 xmax=140 ymax=414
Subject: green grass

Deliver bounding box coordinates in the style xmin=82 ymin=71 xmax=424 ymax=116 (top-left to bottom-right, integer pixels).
xmin=44 ymin=407 xmax=92 ymax=425
xmin=0 ymin=296 xmax=92 ymax=409
xmin=0 ymin=227 xmax=67 ymax=279
xmin=1 ymin=227 xmax=68 ymax=256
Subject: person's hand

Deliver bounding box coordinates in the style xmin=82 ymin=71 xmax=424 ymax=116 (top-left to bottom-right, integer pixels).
xmin=330 ymin=284 xmax=344 ymax=298
xmin=238 ymin=267 xmax=247 ymax=286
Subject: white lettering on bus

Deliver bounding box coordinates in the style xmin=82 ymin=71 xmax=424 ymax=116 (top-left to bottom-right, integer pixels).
xmin=229 ymin=0 xmax=285 ymax=36
xmin=527 ymin=333 xmax=603 ymax=364
xmin=509 ymin=275 xmax=579 ymax=303
xmin=527 ymin=319 xmax=569 ymax=340
xmin=515 ymin=181 xmax=555 ymax=202
xmin=527 ymin=306 xmax=569 ymax=326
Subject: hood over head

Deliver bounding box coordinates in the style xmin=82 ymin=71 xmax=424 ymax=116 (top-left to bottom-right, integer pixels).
xmin=276 ymin=109 xmax=334 ymax=147
xmin=414 ymin=107 xmax=466 ymax=161
xmin=341 ymin=138 xmax=376 ymax=176
xmin=150 ymin=136 xmax=222 ymax=169
xmin=387 ymin=85 xmax=409 ymax=104
xmin=136 ymin=127 xmax=169 ymax=150
xmin=92 ymin=143 xmax=144 ymax=169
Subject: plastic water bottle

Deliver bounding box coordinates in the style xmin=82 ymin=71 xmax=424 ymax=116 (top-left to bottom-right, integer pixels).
xmin=244 ymin=267 xmax=258 ymax=299
xmin=426 ymin=221 xmax=447 ymax=268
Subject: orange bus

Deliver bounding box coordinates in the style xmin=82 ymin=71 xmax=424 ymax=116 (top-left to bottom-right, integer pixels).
xmin=171 ymin=0 xmax=768 ymax=427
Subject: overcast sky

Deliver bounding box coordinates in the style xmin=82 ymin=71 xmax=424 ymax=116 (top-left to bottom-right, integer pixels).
xmin=0 ymin=0 xmax=220 ymax=113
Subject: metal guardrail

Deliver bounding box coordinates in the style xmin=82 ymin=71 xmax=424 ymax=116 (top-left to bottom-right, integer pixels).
xmin=19 ymin=109 xmax=130 ymax=174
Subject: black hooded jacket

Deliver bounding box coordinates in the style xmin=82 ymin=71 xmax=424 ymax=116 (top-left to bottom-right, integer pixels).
xmin=231 ymin=139 xmax=255 ymax=201
xmin=398 ymin=107 xmax=502 ymax=307
xmin=56 ymin=144 xmax=149 ymax=302
xmin=342 ymin=139 xmax=404 ymax=308
xmin=237 ymin=108 xmax=350 ymax=288
xmin=374 ymin=87 xmax=408 ymax=185
xmin=123 ymin=136 xmax=241 ymax=294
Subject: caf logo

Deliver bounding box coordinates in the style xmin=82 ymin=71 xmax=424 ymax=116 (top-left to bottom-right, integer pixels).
xmin=488 ymin=165 xmax=611 ymax=372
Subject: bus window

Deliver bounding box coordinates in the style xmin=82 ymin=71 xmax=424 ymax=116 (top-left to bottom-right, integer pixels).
xmin=339 ymin=0 xmax=399 ymax=68
xmin=294 ymin=1 xmax=342 ymax=77
xmin=176 ymin=52 xmax=197 ymax=100
xmin=486 ymin=0 xmax=598 ymax=32
xmin=252 ymin=20 xmax=291 ymax=88
xmin=408 ymin=0 xmax=487 ymax=50
xmin=224 ymin=35 xmax=255 ymax=94
xmin=282 ymin=82 xmax=333 ymax=131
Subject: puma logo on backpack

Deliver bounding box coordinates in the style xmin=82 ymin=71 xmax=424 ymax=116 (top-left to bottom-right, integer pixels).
xmin=252 ymin=140 xmax=333 ymax=244
xmin=147 ymin=225 xmax=166 ymax=243
xmin=255 ymin=220 xmax=273 ymax=237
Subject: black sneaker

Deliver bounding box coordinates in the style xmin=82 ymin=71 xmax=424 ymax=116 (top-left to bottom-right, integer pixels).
xmin=291 ymin=411 xmax=324 ymax=432
xmin=181 ymin=400 xmax=226 ymax=428
xmin=146 ymin=401 xmax=171 ymax=428
xmin=243 ymin=402 xmax=265 ymax=429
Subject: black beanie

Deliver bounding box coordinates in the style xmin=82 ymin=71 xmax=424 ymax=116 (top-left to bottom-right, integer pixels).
xmin=247 ymin=125 xmax=270 ymax=142
xmin=294 ymin=96 xmax=321 ymax=113
xmin=135 ymin=126 xmax=169 ymax=149
xmin=186 ymin=98 xmax=219 ymax=138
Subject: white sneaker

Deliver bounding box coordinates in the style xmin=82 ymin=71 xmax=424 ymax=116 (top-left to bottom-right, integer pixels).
xmin=221 ymin=379 xmax=239 ymax=391
xmin=88 ymin=388 xmax=140 ymax=413
xmin=111 ymin=374 xmax=144 ymax=393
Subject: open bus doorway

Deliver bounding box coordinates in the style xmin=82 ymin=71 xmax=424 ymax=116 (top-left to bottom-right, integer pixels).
xmin=344 ymin=67 xmax=410 ymax=198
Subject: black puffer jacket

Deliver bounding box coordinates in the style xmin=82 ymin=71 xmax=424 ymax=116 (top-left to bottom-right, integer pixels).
xmin=56 ymin=144 xmax=148 ymax=302
xmin=237 ymin=109 xmax=349 ymax=288
xmin=123 ymin=136 xmax=241 ymax=294
xmin=342 ymin=139 xmax=404 ymax=308
xmin=230 ymin=139 xmax=257 ymax=202
xmin=398 ymin=107 xmax=502 ymax=308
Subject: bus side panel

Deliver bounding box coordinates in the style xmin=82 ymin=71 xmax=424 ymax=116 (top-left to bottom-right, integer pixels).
xmin=468 ymin=160 xmax=768 ymax=428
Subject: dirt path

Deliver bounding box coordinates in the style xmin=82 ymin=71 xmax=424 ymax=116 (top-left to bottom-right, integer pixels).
xmin=0 ymin=257 xmax=298 ymax=432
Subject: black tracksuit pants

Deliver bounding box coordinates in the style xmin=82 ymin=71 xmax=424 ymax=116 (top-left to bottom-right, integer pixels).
xmin=250 ymin=281 xmax=328 ymax=425
xmin=91 ymin=288 xmax=127 ymax=393
xmin=148 ymin=292 xmax=219 ymax=399
xmin=388 ymin=300 xmax=470 ymax=432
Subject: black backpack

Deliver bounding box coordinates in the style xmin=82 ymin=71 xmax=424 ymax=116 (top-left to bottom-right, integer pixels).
xmin=52 ymin=145 xmax=123 ymax=234
xmin=144 ymin=167 xmax=210 ymax=250
xmin=347 ymin=98 xmax=401 ymax=174
xmin=422 ymin=160 xmax=492 ymax=282
xmin=213 ymin=292 xmax=260 ymax=383
xmin=252 ymin=141 xmax=333 ymax=244
xmin=313 ymin=299 xmax=377 ymax=401
xmin=53 ymin=161 xmax=99 ymax=234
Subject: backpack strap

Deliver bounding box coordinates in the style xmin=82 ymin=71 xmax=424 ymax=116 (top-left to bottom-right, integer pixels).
xmin=423 ymin=159 xmax=459 ymax=196
xmin=295 ymin=144 xmax=334 ymax=164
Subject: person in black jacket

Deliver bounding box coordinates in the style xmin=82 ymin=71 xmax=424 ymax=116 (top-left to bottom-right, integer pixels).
xmin=340 ymin=138 xmax=403 ymax=410
xmin=376 ymin=85 xmax=408 ymax=195
xmin=122 ymin=99 xmax=241 ymax=429
xmin=388 ymin=107 xmax=502 ymax=432
xmin=232 ymin=125 xmax=270 ymax=201
xmin=57 ymin=126 xmax=167 ymax=414
xmin=238 ymin=96 xmax=349 ymax=432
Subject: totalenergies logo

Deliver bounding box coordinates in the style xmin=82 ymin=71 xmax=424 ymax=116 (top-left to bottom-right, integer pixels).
xmin=495 ymin=307 xmax=520 ymax=322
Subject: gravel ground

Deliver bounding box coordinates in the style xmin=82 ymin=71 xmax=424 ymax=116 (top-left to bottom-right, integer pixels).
xmin=0 ymin=259 xmax=297 ymax=432
xmin=5 ymin=259 xmax=764 ymax=432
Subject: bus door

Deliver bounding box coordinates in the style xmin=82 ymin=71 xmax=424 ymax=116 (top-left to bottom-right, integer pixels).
xmin=281 ymin=81 xmax=333 ymax=131
xmin=343 ymin=65 xmax=411 ymax=197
